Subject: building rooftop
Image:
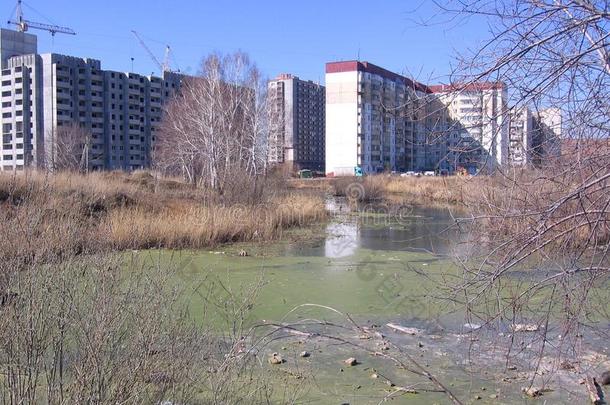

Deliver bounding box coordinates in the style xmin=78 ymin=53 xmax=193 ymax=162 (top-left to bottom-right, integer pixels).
xmin=325 ymin=60 xmax=430 ymax=93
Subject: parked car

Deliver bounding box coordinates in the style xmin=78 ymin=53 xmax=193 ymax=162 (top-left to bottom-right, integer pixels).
xmin=423 ymin=171 xmax=436 ymax=176
xmin=400 ymin=171 xmax=416 ymax=177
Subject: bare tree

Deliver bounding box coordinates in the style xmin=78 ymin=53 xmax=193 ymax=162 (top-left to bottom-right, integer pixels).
xmin=429 ymin=0 xmax=610 ymax=393
xmin=49 ymin=123 xmax=92 ymax=173
xmin=45 ymin=122 xmax=91 ymax=172
xmin=154 ymin=51 xmax=269 ymax=198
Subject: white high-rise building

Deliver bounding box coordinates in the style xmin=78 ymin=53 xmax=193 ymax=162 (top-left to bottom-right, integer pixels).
xmin=325 ymin=61 xmax=431 ymax=175
xmin=325 ymin=60 xmax=510 ymax=175
xmin=507 ymin=106 xmax=533 ymax=166
xmin=506 ymin=106 xmax=562 ymax=167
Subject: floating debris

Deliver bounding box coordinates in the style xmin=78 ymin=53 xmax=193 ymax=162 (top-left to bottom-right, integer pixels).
xmin=511 ymin=324 xmax=540 ymax=332
xmin=521 ymin=386 xmax=552 ymax=397
xmin=344 ymin=357 xmax=358 ymax=366
xmin=268 ymin=353 xmax=284 ymax=365
xmin=386 ymin=323 xmax=422 ymax=335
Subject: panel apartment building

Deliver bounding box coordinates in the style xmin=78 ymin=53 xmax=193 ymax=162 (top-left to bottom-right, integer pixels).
xmin=507 ymin=106 xmax=561 ymax=167
xmin=0 ymin=28 xmax=184 ymax=172
xmin=325 ymin=60 xmax=508 ymax=175
xmin=429 ymin=83 xmax=508 ymax=172
xmin=267 ymin=73 xmax=325 ymax=172
xmin=325 ymin=61 xmax=430 ymax=175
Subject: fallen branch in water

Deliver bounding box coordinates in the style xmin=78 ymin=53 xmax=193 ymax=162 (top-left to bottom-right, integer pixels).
xmin=247 ymin=304 xmax=464 ymax=405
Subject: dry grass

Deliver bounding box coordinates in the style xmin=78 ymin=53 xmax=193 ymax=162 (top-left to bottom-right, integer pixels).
xmin=293 ymin=175 xmax=470 ymax=206
xmin=107 ymin=194 xmax=325 ymax=250
xmin=459 ymin=170 xmax=610 ymax=251
xmin=381 ymin=176 xmax=469 ymax=205
xmin=380 ymin=172 xmax=609 ymax=249
xmin=0 ymin=170 xmax=327 ymax=263
xmin=330 ymin=176 xmax=385 ymax=202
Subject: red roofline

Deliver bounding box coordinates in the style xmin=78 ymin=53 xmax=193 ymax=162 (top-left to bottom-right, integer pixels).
xmin=325 ymin=61 xmax=506 ymax=94
xmin=325 ymin=61 xmax=431 ymax=93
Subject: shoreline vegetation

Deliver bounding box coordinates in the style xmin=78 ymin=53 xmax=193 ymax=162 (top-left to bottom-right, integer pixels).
xmin=290 ymin=174 xmax=484 ymax=207
xmin=1 ymin=169 xmax=608 ymax=403
xmin=2 ymin=169 xmax=606 ymax=265
xmin=0 ymin=170 xmax=327 ymax=265
xmin=295 ymin=172 xmax=609 ymax=250
xmin=1 ymin=168 xmax=606 ymax=270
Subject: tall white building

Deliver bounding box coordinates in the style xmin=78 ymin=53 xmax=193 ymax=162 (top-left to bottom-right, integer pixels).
xmin=325 ymin=61 xmax=431 ymax=175
xmin=507 ymin=106 xmax=561 ymax=167
xmin=507 ymin=106 xmax=533 ymax=166
xmin=325 ymin=60 xmax=509 ymax=175
xmin=0 ymin=28 xmax=184 ymax=172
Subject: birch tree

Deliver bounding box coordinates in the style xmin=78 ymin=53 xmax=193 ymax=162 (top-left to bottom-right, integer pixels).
xmin=155 ymin=52 xmax=268 ymax=197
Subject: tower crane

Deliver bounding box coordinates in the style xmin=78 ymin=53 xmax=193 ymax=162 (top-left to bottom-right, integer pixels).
xmin=131 ymin=30 xmax=173 ymax=75
xmin=7 ymin=0 xmax=76 ymax=36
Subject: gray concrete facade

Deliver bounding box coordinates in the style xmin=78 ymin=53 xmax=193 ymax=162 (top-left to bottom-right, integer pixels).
xmin=0 ymin=28 xmax=184 ymax=172
xmin=268 ymin=74 xmax=325 ymax=172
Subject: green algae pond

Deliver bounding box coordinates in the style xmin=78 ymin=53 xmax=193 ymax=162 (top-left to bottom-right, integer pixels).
xmin=132 ymin=198 xmax=609 ymax=404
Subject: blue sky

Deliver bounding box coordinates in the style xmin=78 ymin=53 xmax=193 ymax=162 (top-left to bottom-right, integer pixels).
xmin=6 ymin=0 xmax=488 ymax=84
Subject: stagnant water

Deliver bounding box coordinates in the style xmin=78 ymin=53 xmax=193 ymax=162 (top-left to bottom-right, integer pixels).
xmin=137 ymin=198 xmax=608 ymax=404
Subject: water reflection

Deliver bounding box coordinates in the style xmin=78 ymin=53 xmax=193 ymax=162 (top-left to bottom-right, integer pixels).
xmin=324 ymin=221 xmax=359 ymax=258
xmin=295 ymin=197 xmax=460 ymax=258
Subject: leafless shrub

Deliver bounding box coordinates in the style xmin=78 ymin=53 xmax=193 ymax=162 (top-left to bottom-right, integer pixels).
xmin=48 ymin=123 xmax=94 ymax=173
xmin=0 ymin=249 xmax=309 ymax=404
xmin=0 ymin=254 xmax=202 ymax=404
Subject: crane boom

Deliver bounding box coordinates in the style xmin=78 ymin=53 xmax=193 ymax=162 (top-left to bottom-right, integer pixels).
xmin=7 ymin=18 xmax=76 ymax=35
xmin=131 ymin=30 xmax=165 ymax=74
xmin=7 ymin=1 xmax=76 ymax=36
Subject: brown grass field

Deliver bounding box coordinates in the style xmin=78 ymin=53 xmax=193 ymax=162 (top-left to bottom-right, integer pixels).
xmin=291 ymin=175 xmax=470 ymax=205
xmin=0 ymin=170 xmax=327 ymax=264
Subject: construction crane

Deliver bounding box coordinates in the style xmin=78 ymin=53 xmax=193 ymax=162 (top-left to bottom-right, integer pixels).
xmin=131 ymin=30 xmax=173 ymax=75
xmin=7 ymin=0 xmax=75 ymax=36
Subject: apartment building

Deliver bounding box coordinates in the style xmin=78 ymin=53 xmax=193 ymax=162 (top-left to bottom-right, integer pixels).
xmin=532 ymin=107 xmax=561 ymax=164
xmin=507 ymin=106 xmax=533 ymax=166
xmin=429 ymin=82 xmax=509 ymax=172
xmin=507 ymin=106 xmax=562 ymax=167
xmin=0 ymin=28 xmax=184 ymax=172
xmin=268 ymin=73 xmax=325 ymax=172
xmin=325 ymin=60 xmax=504 ymax=176
xmin=1 ymin=29 xmax=38 ymax=169
xmin=325 ymin=61 xmax=432 ymax=175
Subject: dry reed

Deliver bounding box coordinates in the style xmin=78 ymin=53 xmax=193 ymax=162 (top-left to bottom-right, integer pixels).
xmin=0 ymin=170 xmax=327 ymax=263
